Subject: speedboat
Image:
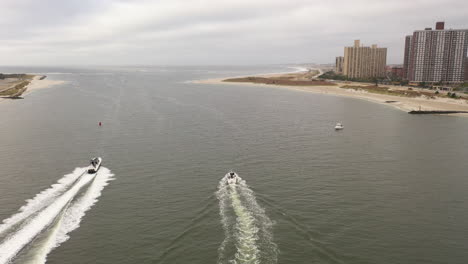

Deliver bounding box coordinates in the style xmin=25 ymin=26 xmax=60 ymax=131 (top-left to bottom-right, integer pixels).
xmin=88 ymin=157 xmax=102 ymax=174
xmin=335 ymin=122 xmax=344 ymax=130
xmin=226 ymin=171 xmax=239 ymax=185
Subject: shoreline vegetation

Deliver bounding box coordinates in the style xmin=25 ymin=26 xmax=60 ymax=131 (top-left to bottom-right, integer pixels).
xmin=0 ymin=74 xmax=35 ymax=98
xmin=0 ymin=74 xmax=64 ymax=102
xmin=194 ymin=69 xmax=468 ymax=117
xmin=223 ymin=69 xmax=334 ymax=87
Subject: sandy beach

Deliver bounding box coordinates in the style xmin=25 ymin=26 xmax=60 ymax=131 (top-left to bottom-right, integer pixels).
xmin=0 ymin=75 xmax=65 ymax=103
xmin=194 ymin=71 xmax=468 ymax=117
xmin=22 ymin=75 xmax=66 ymax=96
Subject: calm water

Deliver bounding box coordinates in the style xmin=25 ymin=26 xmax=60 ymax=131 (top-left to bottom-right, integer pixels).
xmin=0 ymin=66 xmax=467 ymax=264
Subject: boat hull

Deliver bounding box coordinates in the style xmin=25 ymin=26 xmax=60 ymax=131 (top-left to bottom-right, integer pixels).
xmin=88 ymin=157 xmax=102 ymax=174
xmin=226 ymin=172 xmax=239 ymax=185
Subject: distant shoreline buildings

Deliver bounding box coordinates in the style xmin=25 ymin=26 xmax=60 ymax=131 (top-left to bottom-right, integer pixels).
xmin=335 ymin=56 xmax=344 ymax=75
xmin=334 ymin=21 xmax=468 ymax=85
xmin=403 ymin=22 xmax=468 ymax=84
xmin=336 ymin=40 xmax=387 ymax=79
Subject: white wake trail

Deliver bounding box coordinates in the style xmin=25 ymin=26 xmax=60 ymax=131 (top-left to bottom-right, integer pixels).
xmin=26 ymin=167 xmax=114 ymax=264
xmin=230 ymin=184 xmax=259 ymax=264
xmin=0 ymin=169 xmax=96 ymax=264
xmin=217 ymin=175 xmax=277 ymax=264
xmin=216 ymin=177 xmax=235 ymax=263
xmin=236 ymin=181 xmax=277 ymax=264
xmin=0 ymin=168 xmax=86 ymax=236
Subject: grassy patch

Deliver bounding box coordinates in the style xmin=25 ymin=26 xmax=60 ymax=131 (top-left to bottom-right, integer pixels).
xmin=0 ymin=73 xmax=33 ymax=80
xmin=339 ymin=85 xmax=453 ymax=99
xmin=224 ymin=76 xmax=335 ymax=86
xmin=319 ymin=71 xmax=383 ymax=83
xmin=0 ymin=80 xmax=31 ymax=97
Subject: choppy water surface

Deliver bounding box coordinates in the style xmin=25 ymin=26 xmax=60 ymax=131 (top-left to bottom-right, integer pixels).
xmin=0 ymin=66 xmax=467 ymax=264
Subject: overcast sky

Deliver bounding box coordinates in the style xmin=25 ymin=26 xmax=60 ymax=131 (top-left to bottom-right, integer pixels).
xmin=1 ymin=0 xmax=467 ymax=66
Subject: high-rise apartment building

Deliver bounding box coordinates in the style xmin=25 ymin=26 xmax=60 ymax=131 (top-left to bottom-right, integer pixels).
xmin=335 ymin=56 xmax=344 ymax=74
xmin=403 ymin=35 xmax=412 ymax=79
xmin=403 ymin=22 xmax=468 ymax=83
xmin=465 ymin=57 xmax=468 ymax=81
xmin=342 ymin=40 xmax=387 ymax=79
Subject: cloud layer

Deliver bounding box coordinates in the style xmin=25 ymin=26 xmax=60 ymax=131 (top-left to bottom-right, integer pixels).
xmin=1 ymin=0 xmax=467 ymax=65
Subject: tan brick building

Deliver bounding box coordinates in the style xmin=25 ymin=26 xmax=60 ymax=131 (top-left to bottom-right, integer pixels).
xmin=335 ymin=56 xmax=344 ymax=74
xmin=343 ymin=40 xmax=387 ymax=79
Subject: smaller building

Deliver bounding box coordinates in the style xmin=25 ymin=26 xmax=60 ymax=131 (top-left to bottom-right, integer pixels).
xmin=390 ymin=66 xmax=404 ymax=78
xmin=335 ymin=56 xmax=344 ymax=74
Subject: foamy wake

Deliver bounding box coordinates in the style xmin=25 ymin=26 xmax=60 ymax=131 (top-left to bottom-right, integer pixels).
xmin=0 ymin=168 xmax=85 ymax=236
xmin=216 ymin=175 xmax=277 ymax=264
xmin=0 ymin=167 xmax=114 ymax=264
xmin=27 ymin=167 xmax=114 ymax=264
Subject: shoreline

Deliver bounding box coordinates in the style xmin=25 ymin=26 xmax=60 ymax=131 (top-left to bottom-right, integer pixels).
xmin=22 ymin=75 xmax=66 ymax=96
xmin=193 ymin=72 xmax=468 ymax=117
xmin=0 ymin=75 xmax=66 ymax=103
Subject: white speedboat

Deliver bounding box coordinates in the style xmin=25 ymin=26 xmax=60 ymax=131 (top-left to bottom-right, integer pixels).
xmin=226 ymin=171 xmax=239 ymax=185
xmin=335 ymin=123 xmax=344 ymax=130
xmin=88 ymin=157 xmax=102 ymax=174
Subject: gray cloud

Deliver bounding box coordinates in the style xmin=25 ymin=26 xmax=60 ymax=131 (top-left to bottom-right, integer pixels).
xmin=1 ymin=0 xmax=467 ymax=65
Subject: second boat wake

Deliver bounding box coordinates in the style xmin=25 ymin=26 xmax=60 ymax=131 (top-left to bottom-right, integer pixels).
xmin=216 ymin=174 xmax=277 ymax=264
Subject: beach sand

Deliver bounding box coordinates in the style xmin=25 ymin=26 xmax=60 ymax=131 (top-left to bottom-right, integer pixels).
xmin=194 ymin=74 xmax=468 ymax=117
xmin=0 ymin=75 xmax=66 ymax=103
xmin=22 ymin=75 xmax=66 ymax=96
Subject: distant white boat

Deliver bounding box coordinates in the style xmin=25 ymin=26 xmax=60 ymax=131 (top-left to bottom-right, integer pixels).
xmin=335 ymin=123 xmax=344 ymax=130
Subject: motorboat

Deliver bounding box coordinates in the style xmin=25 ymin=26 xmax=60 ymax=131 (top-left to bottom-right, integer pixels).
xmin=334 ymin=122 xmax=344 ymax=130
xmin=226 ymin=171 xmax=239 ymax=185
xmin=88 ymin=157 xmax=102 ymax=174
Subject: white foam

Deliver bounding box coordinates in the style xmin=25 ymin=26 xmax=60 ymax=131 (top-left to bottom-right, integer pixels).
xmin=0 ymin=168 xmax=86 ymax=236
xmin=27 ymin=167 xmax=114 ymax=264
xmin=216 ymin=177 xmax=234 ymax=263
xmin=230 ymin=184 xmax=259 ymax=264
xmin=236 ymin=181 xmax=277 ymax=264
xmin=21 ymin=205 xmax=68 ymax=264
xmin=0 ymin=169 xmax=96 ymax=264
xmin=217 ymin=175 xmax=277 ymax=264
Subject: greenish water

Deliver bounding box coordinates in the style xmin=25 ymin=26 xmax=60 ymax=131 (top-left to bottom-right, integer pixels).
xmin=0 ymin=66 xmax=467 ymax=264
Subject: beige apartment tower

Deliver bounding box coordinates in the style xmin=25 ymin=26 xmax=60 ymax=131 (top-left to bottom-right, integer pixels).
xmin=335 ymin=56 xmax=344 ymax=74
xmin=343 ymin=40 xmax=387 ymax=79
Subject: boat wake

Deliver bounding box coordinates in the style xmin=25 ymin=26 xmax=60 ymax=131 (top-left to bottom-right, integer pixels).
xmin=216 ymin=175 xmax=277 ymax=264
xmin=0 ymin=168 xmax=84 ymax=237
xmin=0 ymin=167 xmax=114 ymax=264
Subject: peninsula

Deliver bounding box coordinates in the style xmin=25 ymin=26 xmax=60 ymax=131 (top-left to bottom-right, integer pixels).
xmin=0 ymin=74 xmax=35 ymax=98
xmin=195 ymin=69 xmax=468 ymax=116
xmin=0 ymin=74 xmax=65 ymax=102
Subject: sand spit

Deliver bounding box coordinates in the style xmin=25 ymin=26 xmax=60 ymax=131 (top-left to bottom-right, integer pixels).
xmin=193 ymin=72 xmax=468 ymax=117
xmin=23 ymin=75 xmax=66 ymax=96
xmin=0 ymin=75 xmax=66 ymax=103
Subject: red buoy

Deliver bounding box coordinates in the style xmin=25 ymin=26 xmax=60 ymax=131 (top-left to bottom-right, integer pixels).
xmin=99 ymin=122 xmax=102 ymax=126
